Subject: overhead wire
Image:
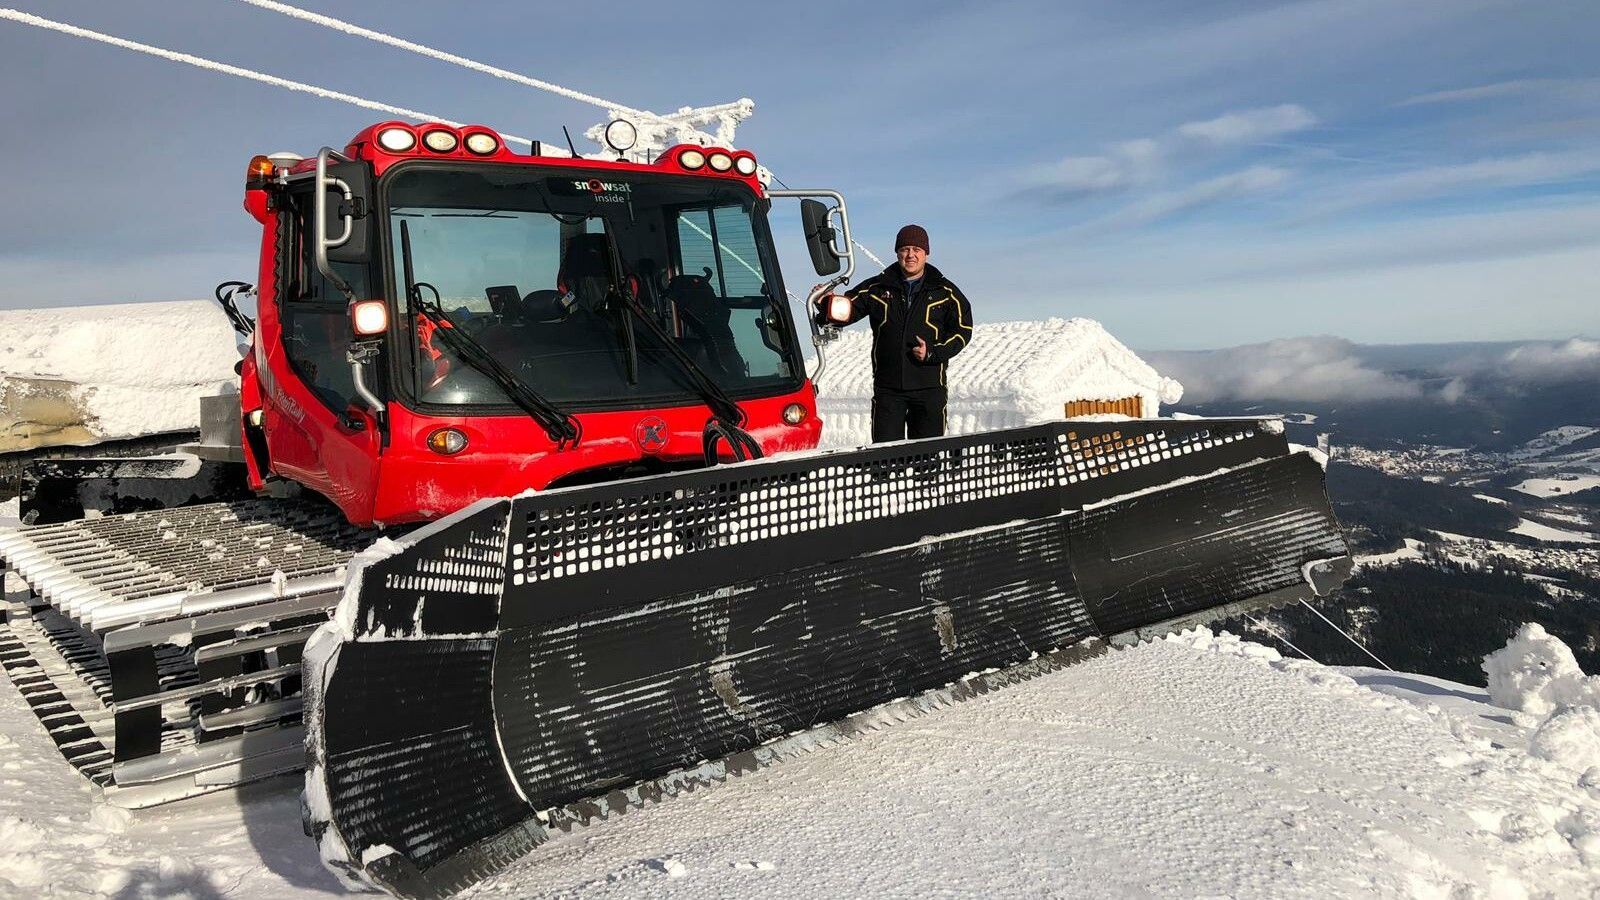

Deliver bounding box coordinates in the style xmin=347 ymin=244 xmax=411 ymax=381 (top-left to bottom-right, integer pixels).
xmin=228 ymin=0 xmax=674 ymax=128
xmin=234 ymin=1 xmax=889 ymax=276
xmin=0 ymin=7 xmax=540 ymax=148
xmin=2 ymin=5 xmax=881 ymax=314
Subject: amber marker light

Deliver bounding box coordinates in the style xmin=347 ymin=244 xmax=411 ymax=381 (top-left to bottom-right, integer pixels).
xmin=427 ymin=428 xmax=469 ymax=455
xmin=246 ymin=155 xmax=275 ymax=187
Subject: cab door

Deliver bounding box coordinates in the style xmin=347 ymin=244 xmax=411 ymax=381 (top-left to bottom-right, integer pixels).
xmin=258 ymin=184 xmax=384 ymax=521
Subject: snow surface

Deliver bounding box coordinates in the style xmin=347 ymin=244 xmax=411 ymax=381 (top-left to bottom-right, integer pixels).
xmin=1353 ymin=537 xmax=1426 ymax=570
xmin=1511 ymin=518 xmax=1600 ymax=545
xmin=3 ymin=603 xmax=1600 ymax=898
xmin=1510 ymin=426 xmax=1600 ymax=462
xmin=0 ymin=300 xmax=239 ymax=444
xmin=813 ymin=317 xmax=1183 ymax=448
xmin=1512 ymin=474 xmax=1600 ymax=498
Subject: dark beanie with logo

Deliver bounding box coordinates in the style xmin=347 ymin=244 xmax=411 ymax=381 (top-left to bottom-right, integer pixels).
xmin=895 ymin=224 xmax=930 ymax=253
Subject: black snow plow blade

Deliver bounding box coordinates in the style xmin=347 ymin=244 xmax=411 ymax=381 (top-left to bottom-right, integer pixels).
xmin=303 ymin=419 xmax=1351 ymax=898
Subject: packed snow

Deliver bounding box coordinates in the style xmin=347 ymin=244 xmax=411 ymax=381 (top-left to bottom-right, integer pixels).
xmin=813 ymin=317 xmax=1182 ymax=448
xmin=1510 ymin=426 xmax=1600 ymax=461
xmin=1511 ymin=518 xmax=1600 ymax=545
xmin=1353 ymin=537 xmax=1426 ymax=570
xmin=3 ymin=595 xmax=1600 ymax=897
xmin=0 ymin=300 xmax=239 ymax=447
xmin=1513 ymin=474 xmax=1600 ymax=499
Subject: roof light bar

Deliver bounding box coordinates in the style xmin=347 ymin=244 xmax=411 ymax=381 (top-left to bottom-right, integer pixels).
xmin=377 ymin=127 xmax=416 ymax=152
xmin=422 ymin=130 xmax=459 ymax=153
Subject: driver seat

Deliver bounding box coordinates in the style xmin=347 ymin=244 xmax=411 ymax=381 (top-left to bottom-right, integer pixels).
xmin=558 ymin=233 xmax=617 ymax=313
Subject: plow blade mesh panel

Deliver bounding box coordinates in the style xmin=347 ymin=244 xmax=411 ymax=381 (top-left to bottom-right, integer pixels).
xmin=303 ymin=420 xmax=1350 ymax=899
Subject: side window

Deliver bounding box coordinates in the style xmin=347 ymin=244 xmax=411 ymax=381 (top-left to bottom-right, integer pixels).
xmin=278 ymin=192 xmax=369 ymax=412
xmin=672 ymin=206 xmax=786 ymax=380
xmin=674 ymin=207 xmax=764 ymax=297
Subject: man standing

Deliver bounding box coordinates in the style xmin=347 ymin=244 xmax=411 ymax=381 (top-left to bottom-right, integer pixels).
xmin=817 ymin=224 xmax=973 ymax=442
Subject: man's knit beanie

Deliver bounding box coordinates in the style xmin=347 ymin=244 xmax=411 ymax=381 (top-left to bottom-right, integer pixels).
xmin=895 ymin=224 xmax=930 ymax=254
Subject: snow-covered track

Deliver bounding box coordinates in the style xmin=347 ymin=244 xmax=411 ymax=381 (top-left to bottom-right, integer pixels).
xmin=0 ymin=498 xmax=376 ymax=806
xmin=302 ymin=418 xmax=1352 ymax=899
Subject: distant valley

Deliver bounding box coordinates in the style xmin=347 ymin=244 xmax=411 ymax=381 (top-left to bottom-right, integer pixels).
xmin=1148 ymin=337 xmax=1600 ymax=684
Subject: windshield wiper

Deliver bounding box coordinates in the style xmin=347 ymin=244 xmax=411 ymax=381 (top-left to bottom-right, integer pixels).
xmin=599 ymin=234 xmax=762 ymax=463
xmin=400 ymin=221 xmax=581 ymax=447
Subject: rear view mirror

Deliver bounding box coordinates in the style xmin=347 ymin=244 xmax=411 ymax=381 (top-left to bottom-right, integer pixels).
xmin=800 ymin=199 xmax=841 ymax=276
xmin=324 ymin=159 xmax=372 ymax=263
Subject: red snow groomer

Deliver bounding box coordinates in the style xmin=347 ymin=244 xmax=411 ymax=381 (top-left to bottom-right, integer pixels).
xmin=239 ymin=122 xmax=829 ymax=526
xmin=0 ymin=120 xmax=1353 ymax=899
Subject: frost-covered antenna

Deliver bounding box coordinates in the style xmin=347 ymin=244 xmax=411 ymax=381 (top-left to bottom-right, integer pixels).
xmin=231 ymin=0 xmax=740 ymax=159
xmin=584 ymin=99 xmax=756 ymax=162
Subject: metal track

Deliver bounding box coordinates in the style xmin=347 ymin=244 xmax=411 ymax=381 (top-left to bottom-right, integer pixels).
xmin=0 ymin=432 xmax=196 ymax=500
xmin=0 ymin=497 xmax=377 ymax=806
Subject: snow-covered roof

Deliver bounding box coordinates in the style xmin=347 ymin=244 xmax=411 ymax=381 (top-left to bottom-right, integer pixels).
xmin=817 ymin=317 xmax=1181 ymax=405
xmin=0 ymin=300 xmax=238 ymax=449
xmin=813 ymin=317 xmax=1183 ymax=447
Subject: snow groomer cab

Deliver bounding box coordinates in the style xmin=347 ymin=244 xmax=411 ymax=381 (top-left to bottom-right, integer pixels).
xmin=238 ymin=121 xmax=860 ymax=526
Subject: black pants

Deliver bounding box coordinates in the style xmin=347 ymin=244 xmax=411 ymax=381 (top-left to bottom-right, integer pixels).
xmin=872 ymin=387 xmax=947 ymax=443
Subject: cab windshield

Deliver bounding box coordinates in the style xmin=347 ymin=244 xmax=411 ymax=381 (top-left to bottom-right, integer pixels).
xmin=385 ymin=165 xmax=800 ymax=410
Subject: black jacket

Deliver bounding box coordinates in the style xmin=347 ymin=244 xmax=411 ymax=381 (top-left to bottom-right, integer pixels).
xmin=818 ymin=263 xmax=974 ymax=392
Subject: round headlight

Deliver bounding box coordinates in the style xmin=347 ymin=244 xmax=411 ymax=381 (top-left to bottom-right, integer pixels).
xmin=422 ymin=130 xmax=459 ymax=153
xmin=707 ymin=152 xmax=733 ymax=172
xmin=377 ymin=127 xmax=416 ymax=152
xmin=679 ymin=149 xmax=706 ymax=170
xmin=463 ymin=132 xmax=499 ymax=155
xmin=734 ymin=155 xmax=757 ymax=176
xmin=604 ymin=119 xmax=638 ymax=152
xmin=782 ymin=403 xmax=808 ymax=425
xmin=426 ymin=428 xmax=468 ymax=455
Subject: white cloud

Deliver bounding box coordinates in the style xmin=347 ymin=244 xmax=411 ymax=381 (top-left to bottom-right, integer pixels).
xmin=1146 ymin=337 xmax=1425 ymax=403
xmin=1399 ymin=78 xmax=1600 ymax=106
xmin=1444 ymin=338 xmax=1600 ymax=385
xmin=1176 ymin=104 xmax=1318 ymax=145
xmin=1308 ymin=151 xmax=1600 ymax=216
xmin=1031 ymin=139 xmax=1162 ymax=198
xmin=1092 ymin=166 xmax=1289 ymax=230
xmin=1024 ymin=104 xmax=1312 ymax=204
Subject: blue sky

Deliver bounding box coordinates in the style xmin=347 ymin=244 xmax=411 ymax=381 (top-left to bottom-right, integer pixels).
xmin=1 ymin=0 xmax=1597 ymax=349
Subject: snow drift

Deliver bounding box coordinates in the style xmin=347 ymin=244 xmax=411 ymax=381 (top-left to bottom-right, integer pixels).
xmin=0 ymin=299 xmax=239 ymax=451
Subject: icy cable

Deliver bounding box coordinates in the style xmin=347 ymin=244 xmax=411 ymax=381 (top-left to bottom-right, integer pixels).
xmin=0 ymin=8 xmax=540 ymax=149
xmin=1243 ymin=613 xmax=1321 ymax=664
xmin=233 ymin=0 xmax=890 ymax=274
xmin=1297 ymin=598 xmax=1394 ymax=671
xmin=230 ymin=0 xmax=671 ymax=128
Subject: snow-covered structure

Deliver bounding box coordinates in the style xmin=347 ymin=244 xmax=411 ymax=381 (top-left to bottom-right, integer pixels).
xmin=0 ymin=300 xmax=238 ymax=452
xmin=814 ymin=317 xmax=1183 ymax=448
